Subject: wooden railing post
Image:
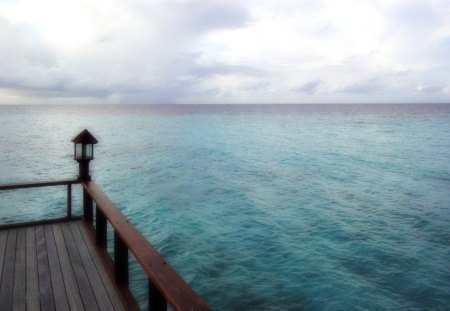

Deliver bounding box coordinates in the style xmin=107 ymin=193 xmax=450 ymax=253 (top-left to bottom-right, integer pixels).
xmin=149 ymin=279 xmax=167 ymax=311
xmin=67 ymin=183 xmax=72 ymax=219
xmin=114 ymin=232 xmax=129 ymax=285
xmin=96 ymin=208 xmax=107 ymax=248
xmin=83 ymin=188 xmax=93 ymax=225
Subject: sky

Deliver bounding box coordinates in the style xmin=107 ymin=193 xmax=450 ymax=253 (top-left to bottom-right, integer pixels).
xmin=0 ymin=0 xmax=449 ymax=104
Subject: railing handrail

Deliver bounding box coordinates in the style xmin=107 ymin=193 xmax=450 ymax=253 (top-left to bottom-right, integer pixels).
xmin=82 ymin=181 xmax=210 ymax=311
xmin=0 ymin=179 xmax=79 ymax=190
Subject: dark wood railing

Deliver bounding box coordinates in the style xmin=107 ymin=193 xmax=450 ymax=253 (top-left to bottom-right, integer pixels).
xmin=0 ymin=179 xmax=80 ymax=229
xmin=0 ymin=179 xmax=210 ymax=311
xmin=82 ymin=181 xmax=210 ymax=311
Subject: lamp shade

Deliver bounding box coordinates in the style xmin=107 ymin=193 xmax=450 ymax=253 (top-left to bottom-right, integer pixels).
xmin=72 ymin=129 xmax=98 ymax=161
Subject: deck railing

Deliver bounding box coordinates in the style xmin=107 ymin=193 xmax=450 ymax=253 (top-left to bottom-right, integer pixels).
xmin=81 ymin=181 xmax=210 ymax=311
xmin=0 ymin=179 xmax=210 ymax=311
xmin=0 ymin=179 xmax=80 ymax=229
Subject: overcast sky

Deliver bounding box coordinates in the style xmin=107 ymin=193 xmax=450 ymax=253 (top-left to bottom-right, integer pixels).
xmin=1 ymin=0 xmax=449 ymax=104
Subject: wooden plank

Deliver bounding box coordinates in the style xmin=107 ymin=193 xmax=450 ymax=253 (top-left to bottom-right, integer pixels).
xmin=52 ymin=223 xmax=85 ymax=311
xmin=36 ymin=226 xmax=55 ymax=311
xmin=60 ymin=222 xmax=99 ymax=311
xmin=82 ymin=181 xmax=210 ymax=311
xmin=0 ymin=229 xmax=16 ymax=310
xmin=78 ymin=222 xmax=126 ymax=311
xmin=12 ymin=228 xmax=26 ymax=311
xmin=69 ymin=221 xmax=116 ymax=311
xmin=44 ymin=225 xmax=70 ymax=311
xmin=0 ymin=179 xmax=79 ymax=190
xmin=25 ymin=227 xmax=40 ymax=311
xmin=0 ymin=230 xmax=8 ymax=287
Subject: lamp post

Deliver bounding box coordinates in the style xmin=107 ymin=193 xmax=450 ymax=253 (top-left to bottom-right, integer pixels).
xmin=72 ymin=129 xmax=98 ymax=224
xmin=72 ymin=129 xmax=98 ymax=181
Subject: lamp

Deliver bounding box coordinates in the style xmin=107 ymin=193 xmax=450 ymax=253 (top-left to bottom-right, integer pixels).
xmin=72 ymin=129 xmax=98 ymax=181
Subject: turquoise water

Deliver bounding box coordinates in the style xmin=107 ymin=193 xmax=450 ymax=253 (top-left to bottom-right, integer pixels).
xmin=1 ymin=104 xmax=450 ymax=310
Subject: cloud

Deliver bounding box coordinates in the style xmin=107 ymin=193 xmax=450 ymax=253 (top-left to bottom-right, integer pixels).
xmin=1 ymin=0 xmax=450 ymax=104
xmin=341 ymin=80 xmax=382 ymax=94
xmin=415 ymin=85 xmax=443 ymax=93
xmin=174 ymin=0 xmax=249 ymax=32
xmin=0 ymin=17 xmax=63 ymax=89
xmin=129 ymin=0 xmax=249 ymax=44
xmin=294 ymin=79 xmax=321 ymax=95
xmin=389 ymin=0 xmax=436 ymax=29
xmin=189 ymin=63 xmax=263 ymax=77
xmin=0 ymin=0 xmax=255 ymax=103
xmin=240 ymin=81 xmax=271 ymax=92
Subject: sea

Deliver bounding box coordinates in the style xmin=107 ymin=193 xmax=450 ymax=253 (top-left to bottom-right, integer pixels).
xmin=1 ymin=104 xmax=449 ymax=311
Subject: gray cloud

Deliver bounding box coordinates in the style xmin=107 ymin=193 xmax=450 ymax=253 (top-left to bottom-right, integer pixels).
xmin=190 ymin=87 xmax=221 ymax=98
xmin=0 ymin=17 xmax=67 ymax=93
xmin=415 ymin=85 xmax=443 ymax=93
xmin=170 ymin=51 xmax=264 ymax=77
xmin=189 ymin=63 xmax=263 ymax=77
xmin=389 ymin=0 xmax=437 ymax=30
xmin=240 ymin=81 xmax=271 ymax=92
xmin=132 ymin=0 xmax=249 ymax=37
xmin=341 ymin=80 xmax=382 ymax=94
xmin=176 ymin=0 xmax=248 ymax=32
xmin=294 ymin=79 xmax=321 ymax=95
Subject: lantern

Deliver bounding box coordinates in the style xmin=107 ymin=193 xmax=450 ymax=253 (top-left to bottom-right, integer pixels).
xmin=72 ymin=129 xmax=98 ymax=181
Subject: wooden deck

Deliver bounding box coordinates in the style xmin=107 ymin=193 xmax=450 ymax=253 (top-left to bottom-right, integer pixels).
xmin=0 ymin=220 xmax=126 ymax=311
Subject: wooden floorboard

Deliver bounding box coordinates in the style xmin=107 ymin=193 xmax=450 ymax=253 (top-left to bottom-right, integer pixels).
xmin=44 ymin=225 xmax=70 ymax=311
xmin=61 ymin=222 xmax=100 ymax=311
xmin=78 ymin=222 xmax=126 ymax=311
xmin=12 ymin=227 xmax=26 ymax=311
xmin=0 ymin=230 xmax=8 ymax=291
xmin=69 ymin=221 xmax=116 ymax=311
xmin=36 ymin=225 xmax=55 ymax=311
xmin=0 ymin=220 xmax=126 ymax=311
xmin=52 ymin=223 xmax=85 ymax=311
xmin=0 ymin=228 xmax=17 ymax=310
xmin=25 ymin=226 xmax=40 ymax=311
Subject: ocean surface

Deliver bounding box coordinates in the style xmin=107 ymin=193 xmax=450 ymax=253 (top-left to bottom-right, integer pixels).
xmin=1 ymin=104 xmax=449 ymax=310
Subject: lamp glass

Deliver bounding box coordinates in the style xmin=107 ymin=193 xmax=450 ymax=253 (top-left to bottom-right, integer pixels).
xmin=85 ymin=144 xmax=93 ymax=159
xmin=75 ymin=143 xmax=83 ymax=159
